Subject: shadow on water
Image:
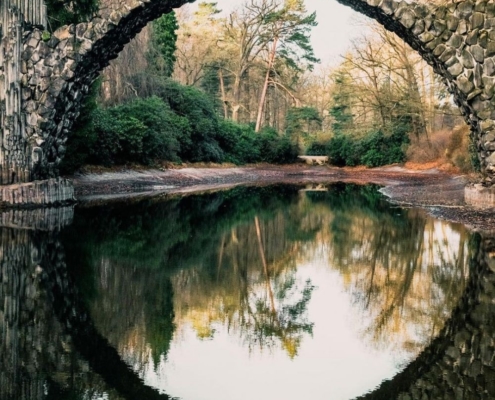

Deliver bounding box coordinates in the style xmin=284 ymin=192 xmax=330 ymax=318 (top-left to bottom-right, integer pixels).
xmin=0 ymin=184 xmax=493 ymax=399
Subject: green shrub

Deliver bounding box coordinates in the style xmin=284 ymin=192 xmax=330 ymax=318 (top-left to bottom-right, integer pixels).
xmin=306 ymin=141 xmax=329 ymax=156
xmin=360 ymin=130 xmax=405 ymax=167
xmin=257 ymin=128 xmax=298 ymax=164
xmin=65 ymin=76 xmax=300 ymax=171
xmin=326 ymin=128 xmax=408 ymax=168
xmin=216 ymin=120 xmax=259 ymax=164
xmin=216 ymin=121 xmax=297 ymax=164
xmin=327 ymin=134 xmax=359 ymax=166
xmin=130 ymin=75 xmax=225 ymax=162
xmin=111 ymin=96 xmax=182 ymax=164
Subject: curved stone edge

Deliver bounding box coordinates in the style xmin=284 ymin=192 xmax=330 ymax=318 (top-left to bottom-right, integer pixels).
xmin=0 ymin=178 xmax=75 ymax=207
xmin=356 ymin=235 xmax=495 ymax=399
xmin=336 ymin=0 xmax=495 ymax=185
xmin=20 ymin=0 xmax=193 ymax=181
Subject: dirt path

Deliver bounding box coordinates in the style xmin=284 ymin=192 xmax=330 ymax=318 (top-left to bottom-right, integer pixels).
xmin=72 ymin=164 xmax=495 ymax=232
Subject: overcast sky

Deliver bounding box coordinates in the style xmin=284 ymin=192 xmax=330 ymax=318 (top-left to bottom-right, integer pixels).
xmin=184 ymin=0 xmax=371 ymax=65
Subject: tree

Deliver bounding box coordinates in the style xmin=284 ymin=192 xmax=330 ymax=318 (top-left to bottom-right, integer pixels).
xmin=149 ymin=12 xmax=179 ymax=78
xmin=329 ymin=68 xmax=354 ymax=136
xmin=220 ymin=0 xmax=280 ymax=122
xmin=254 ymin=0 xmax=318 ymax=132
xmin=174 ymin=3 xmax=223 ymax=86
xmin=285 ymin=106 xmax=321 ymax=148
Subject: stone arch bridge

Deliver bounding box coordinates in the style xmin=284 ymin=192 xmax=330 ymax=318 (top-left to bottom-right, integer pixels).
xmin=1 ymin=0 xmax=495 ymax=204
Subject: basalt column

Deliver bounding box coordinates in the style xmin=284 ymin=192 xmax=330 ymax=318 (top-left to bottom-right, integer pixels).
xmin=0 ymin=1 xmax=73 ymax=206
xmin=0 ymin=0 xmax=46 ymax=185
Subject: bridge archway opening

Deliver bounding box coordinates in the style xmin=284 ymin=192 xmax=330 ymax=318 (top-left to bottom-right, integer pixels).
xmin=1 ymin=0 xmax=495 ymax=198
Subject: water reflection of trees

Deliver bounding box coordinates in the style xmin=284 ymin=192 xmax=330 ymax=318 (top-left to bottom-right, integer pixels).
xmin=312 ymin=185 xmax=469 ymax=358
xmin=171 ymin=213 xmax=315 ymax=358
xmin=65 ymin=186 xmax=317 ymax=362
xmin=64 ymin=184 xmax=470 ymax=369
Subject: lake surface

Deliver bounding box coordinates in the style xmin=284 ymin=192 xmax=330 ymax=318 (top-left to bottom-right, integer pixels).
xmin=2 ymin=183 xmax=495 ymax=400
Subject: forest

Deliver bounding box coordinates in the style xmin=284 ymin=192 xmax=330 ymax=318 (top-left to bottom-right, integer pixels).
xmin=50 ymin=0 xmax=475 ymax=173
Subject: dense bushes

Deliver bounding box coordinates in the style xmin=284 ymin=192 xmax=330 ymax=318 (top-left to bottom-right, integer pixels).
xmin=62 ymin=79 xmax=298 ymax=173
xmin=307 ymin=127 xmax=409 ymax=168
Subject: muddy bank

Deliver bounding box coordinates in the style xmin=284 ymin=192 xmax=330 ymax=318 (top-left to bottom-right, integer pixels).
xmin=72 ymin=165 xmax=495 ymax=232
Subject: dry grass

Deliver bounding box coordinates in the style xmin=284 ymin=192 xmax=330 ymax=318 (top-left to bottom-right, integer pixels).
xmin=406 ymin=125 xmax=473 ymax=173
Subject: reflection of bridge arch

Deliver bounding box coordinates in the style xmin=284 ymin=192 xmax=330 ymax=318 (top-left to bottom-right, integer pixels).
xmin=41 ymin=235 xmax=174 ymax=400
xmin=0 ymin=227 xmax=172 ymax=399
xmin=2 ymin=217 xmax=495 ymax=398
xmin=2 ymin=1 xmax=495 ymax=202
xmin=357 ymin=235 xmax=495 ymax=400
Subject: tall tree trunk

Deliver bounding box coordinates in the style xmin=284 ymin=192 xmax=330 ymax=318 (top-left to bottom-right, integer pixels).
xmin=219 ymin=69 xmax=229 ymax=119
xmin=232 ymin=74 xmax=242 ymax=122
xmin=404 ymin=60 xmax=427 ymax=138
xmin=255 ymin=37 xmax=279 ymax=133
xmin=255 ymin=216 xmax=276 ymax=314
xmin=429 ymin=67 xmax=436 ymax=134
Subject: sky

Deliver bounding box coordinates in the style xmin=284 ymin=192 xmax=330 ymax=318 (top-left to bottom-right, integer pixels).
xmin=185 ymin=0 xmax=372 ymax=65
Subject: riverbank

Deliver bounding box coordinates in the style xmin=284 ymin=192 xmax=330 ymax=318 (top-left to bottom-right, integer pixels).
xmin=72 ymin=164 xmax=495 ymax=232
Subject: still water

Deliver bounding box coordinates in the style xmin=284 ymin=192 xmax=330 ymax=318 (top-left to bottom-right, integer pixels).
xmin=2 ymin=184 xmax=494 ymax=400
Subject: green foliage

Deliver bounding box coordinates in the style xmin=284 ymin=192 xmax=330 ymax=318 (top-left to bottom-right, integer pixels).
xmin=216 ymin=120 xmax=261 ymax=164
xmin=155 ymin=78 xmax=223 ymax=162
xmin=285 ymin=107 xmax=322 ymax=139
xmin=200 ymin=64 xmax=225 ymax=112
xmin=91 ymin=108 xmax=148 ymax=165
xmin=326 ymin=134 xmax=359 ymax=167
xmin=216 ymin=121 xmax=298 ymax=164
xmin=330 ymin=71 xmax=354 ymax=135
xmin=314 ymin=125 xmax=409 ymax=168
xmin=64 ymin=77 xmax=298 ymax=171
xmin=61 ymin=78 xmax=101 ymax=174
xmin=469 ymin=135 xmax=481 ymax=173
xmin=45 ymin=0 xmax=98 ymax=31
xmin=112 ymin=96 xmax=182 ymax=163
xmin=258 ymin=127 xmax=299 ymax=164
xmin=63 ymin=96 xmax=185 ymax=170
xmin=41 ymin=31 xmax=51 ymax=41
xmin=149 ymin=12 xmax=179 ymax=78
xmin=263 ymin=2 xmax=320 ymax=72
xmin=360 ymin=129 xmax=409 ymax=167
xmin=306 ymin=141 xmax=328 ymax=156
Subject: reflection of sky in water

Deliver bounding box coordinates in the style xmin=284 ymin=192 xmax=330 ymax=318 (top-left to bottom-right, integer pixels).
xmin=139 ymin=263 xmax=398 ymax=400
xmin=119 ymin=219 xmax=466 ymax=400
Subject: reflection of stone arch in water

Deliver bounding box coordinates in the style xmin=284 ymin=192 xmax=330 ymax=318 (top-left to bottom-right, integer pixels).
xmin=0 ymin=225 xmax=171 ymax=400
xmin=356 ymin=235 xmax=495 ymax=400
xmin=3 ymin=0 xmax=495 ymax=200
xmin=40 ymin=246 xmax=173 ymax=400
xmin=2 ymin=213 xmax=495 ymax=399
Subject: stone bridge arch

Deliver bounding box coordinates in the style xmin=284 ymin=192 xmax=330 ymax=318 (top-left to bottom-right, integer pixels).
xmin=2 ymin=0 xmax=495 ymax=203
